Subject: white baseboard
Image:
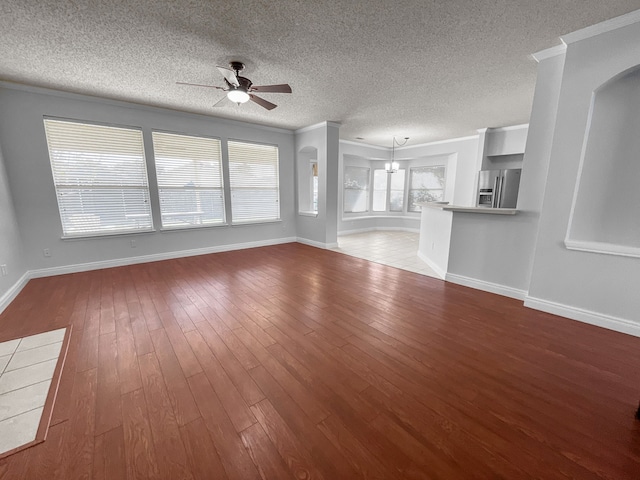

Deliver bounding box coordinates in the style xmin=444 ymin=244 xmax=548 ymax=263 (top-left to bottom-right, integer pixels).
xmin=524 ymin=295 xmax=640 ymax=338
xmin=338 ymin=226 xmax=420 ymax=236
xmin=28 ymin=237 xmax=297 ymax=279
xmin=416 ymin=251 xmax=446 ymax=279
xmin=0 ymin=272 xmax=31 ymax=315
xmin=296 ymin=238 xmax=338 ymax=249
xmin=445 ymin=273 xmax=527 ymax=300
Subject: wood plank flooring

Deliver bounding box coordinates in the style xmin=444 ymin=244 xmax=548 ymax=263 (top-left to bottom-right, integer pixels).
xmin=0 ymin=242 xmax=639 ymax=479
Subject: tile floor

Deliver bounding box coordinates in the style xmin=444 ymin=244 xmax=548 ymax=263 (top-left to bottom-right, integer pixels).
xmin=331 ymin=230 xmax=440 ymax=278
xmin=0 ymin=328 xmax=66 ymax=455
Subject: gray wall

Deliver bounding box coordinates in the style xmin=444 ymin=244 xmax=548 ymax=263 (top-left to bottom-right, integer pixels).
xmin=0 ymin=138 xmax=26 ymax=302
xmin=325 ymin=123 xmax=339 ymax=245
xmin=526 ymin=21 xmax=640 ymax=331
xmin=0 ymin=86 xmax=296 ymax=273
xmin=294 ymin=122 xmax=340 ymax=247
xmin=447 ymin=54 xmax=564 ymax=295
xmin=567 ymin=67 xmax=640 ymax=247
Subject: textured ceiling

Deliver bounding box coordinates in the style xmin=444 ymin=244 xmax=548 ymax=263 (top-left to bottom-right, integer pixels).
xmin=1 ymin=1 xmax=640 ymax=146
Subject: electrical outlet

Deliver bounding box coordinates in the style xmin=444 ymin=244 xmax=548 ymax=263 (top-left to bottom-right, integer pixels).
xmin=130 ymin=239 xmax=137 ymax=248
xmin=0 ymin=264 xmax=7 ymax=276
xmin=43 ymin=248 xmax=51 ymax=257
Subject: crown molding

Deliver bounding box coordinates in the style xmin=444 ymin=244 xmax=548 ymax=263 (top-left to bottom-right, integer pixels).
xmin=489 ymin=123 xmax=529 ymax=132
xmin=531 ymin=43 xmax=567 ymax=63
xmin=0 ymin=80 xmax=295 ymax=135
xmin=531 ymin=9 xmax=640 ymax=63
xmin=295 ymin=121 xmax=341 ymax=134
xmin=562 ymin=9 xmax=640 ymax=45
xmin=339 ymin=139 xmax=390 ymax=151
xmin=341 ymin=133 xmax=480 ymax=152
xmin=396 ymin=134 xmax=479 ymax=151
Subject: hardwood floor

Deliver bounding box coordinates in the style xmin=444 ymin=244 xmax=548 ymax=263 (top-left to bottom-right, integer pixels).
xmin=0 ymin=242 xmax=639 ymax=479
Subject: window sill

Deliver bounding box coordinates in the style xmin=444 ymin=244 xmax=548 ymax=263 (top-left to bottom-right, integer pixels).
xmin=160 ymin=223 xmax=228 ymax=232
xmin=341 ymin=214 xmax=420 ymax=221
xmin=564 ymin=238 xmax=640 ymax=258
xmin=298 ymin=211 xmax=318 ymax=217
xmin=61 ymin=229 xmax=156 ymax=240
xmin=231 ymin=219 xmax=282 ymax=226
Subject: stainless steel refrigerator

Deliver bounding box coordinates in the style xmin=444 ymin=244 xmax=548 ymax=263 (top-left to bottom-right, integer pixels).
xmin=476 ymin=169 xmax=522 ymax=208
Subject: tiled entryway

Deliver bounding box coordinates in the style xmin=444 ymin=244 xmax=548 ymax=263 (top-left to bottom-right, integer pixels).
xmin=332 ymin=230 xmax=439 ymax=278
xmin=0 ymin=328 xmax=66 ymax=456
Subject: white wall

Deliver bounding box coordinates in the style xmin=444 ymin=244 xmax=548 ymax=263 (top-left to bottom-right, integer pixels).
xmin=0 ymin=138 xmax=27 ymax=309
xmin=447 ymin=55 xmax=563 ymax=296
xmin=417 ymin=207 xmax=452 ymax=278
xmin=526 ymin=19 xmax=640 ymax=335
xmin=0 ymin=85 xmax=296 ymax=274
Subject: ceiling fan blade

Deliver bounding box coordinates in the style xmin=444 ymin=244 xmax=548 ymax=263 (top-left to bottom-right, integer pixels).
xmin=250 ymin=84 xmax=292 ymax=93
xmin=249 ymin=94 xmax=277 ymax=110
xmin=216 ymin=66 xmax=240 ymax=87
xmin=212 ymin=96 xmax=228 ymax=107
xmin=176 ymin=82 xmax=225 ymax=90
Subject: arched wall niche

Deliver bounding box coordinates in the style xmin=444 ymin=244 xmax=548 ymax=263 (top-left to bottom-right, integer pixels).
xmin=566 ymin=64 xmax=640 ymax=257
xmin=297 ymin=146 xmax=318 ymax=214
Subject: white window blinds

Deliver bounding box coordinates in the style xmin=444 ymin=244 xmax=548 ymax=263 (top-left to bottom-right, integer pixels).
xmin=43 ymin=118 xmax=152 ymax=237
xmin=228 ymin=140 xmax=280 ymax=223
xmin=152 ymin=132 xmax=225 ymax=229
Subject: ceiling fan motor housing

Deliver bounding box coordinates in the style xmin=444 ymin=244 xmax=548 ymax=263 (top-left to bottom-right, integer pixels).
xmin=237 ymin=76 xmax=252 ymax=91
xmin=229 ymin=61 xmax=245 ymax=74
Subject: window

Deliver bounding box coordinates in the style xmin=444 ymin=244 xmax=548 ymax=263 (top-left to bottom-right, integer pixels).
xmin=408 ymin=166 xmax=446 ymax=212
xmin=372 ymin=168 xmax=405 ymax=212
xmin=228 ymin=140 xmax=280 ymax=223
xmin=152 ymin=132 xmax=225 ymax=229
xmin=43 ymin=118 xmax=152 ymax=237
xmin=343 ymin=166 xmax=370 ymax=213
xmin=311 ymin=162 xmax=319 ymax=213
xmin=372 ymin=169 xmax=387 ymax=211
xmin=389 ymin=169 xmax=406 ymax=212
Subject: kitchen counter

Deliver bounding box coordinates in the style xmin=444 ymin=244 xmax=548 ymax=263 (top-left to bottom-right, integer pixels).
xmin=419 ymin=203 xmax=517 ymax=215
xmin=416 ymin=202 xmax=519 ymax=278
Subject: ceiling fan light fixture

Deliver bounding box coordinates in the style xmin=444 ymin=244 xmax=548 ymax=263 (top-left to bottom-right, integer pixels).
xmin=227 ymin=88 xmax=250 ymax=104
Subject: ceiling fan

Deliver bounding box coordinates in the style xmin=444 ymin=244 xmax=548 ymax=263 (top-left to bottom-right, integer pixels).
xmin=177 ymin=61 xmax=292 ymax=110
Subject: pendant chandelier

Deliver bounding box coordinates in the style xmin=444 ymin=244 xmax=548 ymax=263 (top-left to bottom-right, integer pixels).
xmin=385 ymin=136 xmax=409 ymax=173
